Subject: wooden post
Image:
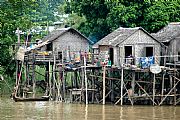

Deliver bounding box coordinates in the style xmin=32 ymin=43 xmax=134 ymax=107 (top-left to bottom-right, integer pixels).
xmin=153 ymin=74 xmax=156 ymax=106
xmin=159 ymin=77 xmax=180 ymax=105
xmin=91 ymin=69 xmax=95 ymax=103
xmin=174 ymin=74 xmax=176 ymax=105
xmin=32 ymin=53 xmax=36 ymax=98
xmin=84 ymin=56 xmax=88 ymax=105
xmin=161 ymin=72 xmax=165 ymax=102
xmin=15 ymin=28 xmax=20 ymax=86
xmin=170 ymin=75 xmax=173 ymax=104
xmin=81 ymin=65 xmax=84 ymax=102
xmin=52 ymin=53 xmax=55 ymax=98
xmin=131 ymin=71 xmax=135 ymax=105
xmin=14 ymin=61 xmax=23 ymax=97
xmin=49 ymin=60 xmax=52 ymax=98
xmin=103 ymin=65 xmax=106 ymax=105
xmin=53 ymin=53 xmax=59 ymax=101
xmin=62 ymin=51 xmax=66 ymax=101
xmin=120 ymin=67 xmax=124 ymax=105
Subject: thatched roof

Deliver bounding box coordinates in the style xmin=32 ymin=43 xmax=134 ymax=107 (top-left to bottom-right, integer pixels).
xmin=93 ymin=27 xmax=161 ymax=48
xmin=151 ymin=22 xmax=180 ymax=43
xmin=42 ymin=27 xmax=93 ymax=44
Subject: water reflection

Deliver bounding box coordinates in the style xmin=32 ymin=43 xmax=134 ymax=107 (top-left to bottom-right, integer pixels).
xmin=0 ymin=97 xmax=180 ymax=120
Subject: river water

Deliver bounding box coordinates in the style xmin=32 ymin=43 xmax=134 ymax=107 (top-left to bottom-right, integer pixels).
xmin=0 ymin=97 xmax=180 ymax=120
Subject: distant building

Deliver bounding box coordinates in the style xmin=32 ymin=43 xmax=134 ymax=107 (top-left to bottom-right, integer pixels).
xmin=93 ymin=27 xmax=164 ymax=66
xmin=152 ymin=22 xmax=180 ymax=63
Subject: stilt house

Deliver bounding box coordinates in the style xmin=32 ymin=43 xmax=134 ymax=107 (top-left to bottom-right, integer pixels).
xmin=152 ymin=22 xmax=180 ymax=63
xmin=41 ymin=27 xmax=92 ymax=61
xmin=93 ymin=27 xmax=164 ymax=67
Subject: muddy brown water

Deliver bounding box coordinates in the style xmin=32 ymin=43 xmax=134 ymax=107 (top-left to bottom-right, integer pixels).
xmin=0 ymin=97 xmax=180 ymax=120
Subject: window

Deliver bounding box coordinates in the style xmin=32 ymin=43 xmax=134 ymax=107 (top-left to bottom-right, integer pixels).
xmin=145 ymin=47 xmax=153 ymax=57
xmin=46 ymin=43 xmax=52 ymax=51
xmin=125 ymin=46 xmax=132 ymax=57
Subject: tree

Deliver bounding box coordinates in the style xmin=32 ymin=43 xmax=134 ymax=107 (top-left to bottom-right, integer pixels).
xmin=0 ymin=0 xmax=59 ymax=76
xmin=68 ymin=0 xmax=180 ymax=41
xmin=69 ymin=0 xmax=111 ymax=42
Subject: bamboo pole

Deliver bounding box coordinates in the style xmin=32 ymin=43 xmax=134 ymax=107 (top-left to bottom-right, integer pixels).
xmin=120 ymin=67 xmax=124 ymax=105
xmin=170 ymin=75 xmax=173 ymax=104
xmin=32 ymin=53 xmax=36 ymax=98
xmin=53 ymin=53 xmax=60 ymax=101
xmin=81 ymin=65 xmax=84 ymax=102
xmin=84 ymin=56 xmax=88 ymax=105
xmin=102 ymin=65 xmax=106 ymax=105
xmin=174 ymin=75 xmax=176 ymax=105
xmin=15 ymin=28 xmax=20 ymax=86
xmin=153 ymin=74 xmax=156 ymax=106
xmin=136 ymin=82 xmax=157 ymax=105
xmin=161 ymin=72 xmax=165 ymax=102
xmin=159 ymin=78 xmax=180 ymax=105
xmin=49 ymin=60 xmax=52 ymax=98
xmin=14 ymin=62 xmax=23 ymax=97
xmin=62 ymin=51 xmax=66 ymax=101
xmin=131 ymin=71 xmax=135 ymax=105
xmin=91 ymin=69 xmax=95 ymax=103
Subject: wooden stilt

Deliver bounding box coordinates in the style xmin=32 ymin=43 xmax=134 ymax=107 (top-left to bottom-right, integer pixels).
xmin=153 ymin=74 xmax=156 ymax=105
xmin=84 ymin=56 xmax=88 ymax=105
xmin=62 ymin=51 xmax=66 ymax=101
xmin=102 ymin=65 xmax=106 ymax=105
xmin=174 ymin=76 xmax=176 ymax=105
xmin=161 ymin=72 xmax=165 ymax=102
xmin=32 ymin=53 xmax=36 ymax=98
xmin=159 ymin=78 xmax=180 ymax=105
xmin=49 ymin=60 xmax=52 ymax=98
xmin=136 ymin=82 xmax=157 ymax=105
xmin=120 ymin=67 xmax=124 ymax=105
xmin=170 ymin=75 xmax=173 ymax=104
xmin=131 ymin=71 xmax=135 ymax=105
xmin=91 ymin=69 xmax=95 ymax=103
xmin=14 ymin=61 xmax=23 ymax=97
xmin=81 ymin=66 xmax=84 ymax=102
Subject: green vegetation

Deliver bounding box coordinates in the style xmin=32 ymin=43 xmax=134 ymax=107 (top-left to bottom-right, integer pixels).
xmin=69 ymin=0 xmax=180 ymax=42
xmin=0 ymin=0 xmax=63 ymax=94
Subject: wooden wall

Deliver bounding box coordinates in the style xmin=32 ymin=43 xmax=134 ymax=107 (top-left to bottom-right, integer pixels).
xmin=118 ymin=30 xmax=161 ymax=65
xmin=168 ymin=36 xmax=180 ymax=62
xmin=52 ymin=31 xmax=89 ymax=52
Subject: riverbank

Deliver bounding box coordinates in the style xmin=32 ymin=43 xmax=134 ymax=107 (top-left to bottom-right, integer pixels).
xmin=0 ymin=97 xmax=180 ymax=120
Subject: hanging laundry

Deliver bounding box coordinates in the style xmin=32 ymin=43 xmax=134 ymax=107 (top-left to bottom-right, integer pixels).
xmin=139 ymin=56 xmax=155 ymax=68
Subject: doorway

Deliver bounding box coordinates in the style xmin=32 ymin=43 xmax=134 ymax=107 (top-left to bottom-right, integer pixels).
xmin=109 ymin=48 xmax=114 ymax=65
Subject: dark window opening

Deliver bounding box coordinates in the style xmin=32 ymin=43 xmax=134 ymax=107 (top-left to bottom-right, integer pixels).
xmin=125 ymin=46 xmax=132 ymax=57
xmin=47 ymin=43 xmax=52 ymax=51
xmin=145 ymin=47 xmax=153 ymax=57
xmin=58 ymin=52 xmax=62 ymax=60
xmin=109 ymin=48 xmax=114 ymax=65
xmin=178 ymin=52 xmax=180 ymax=61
